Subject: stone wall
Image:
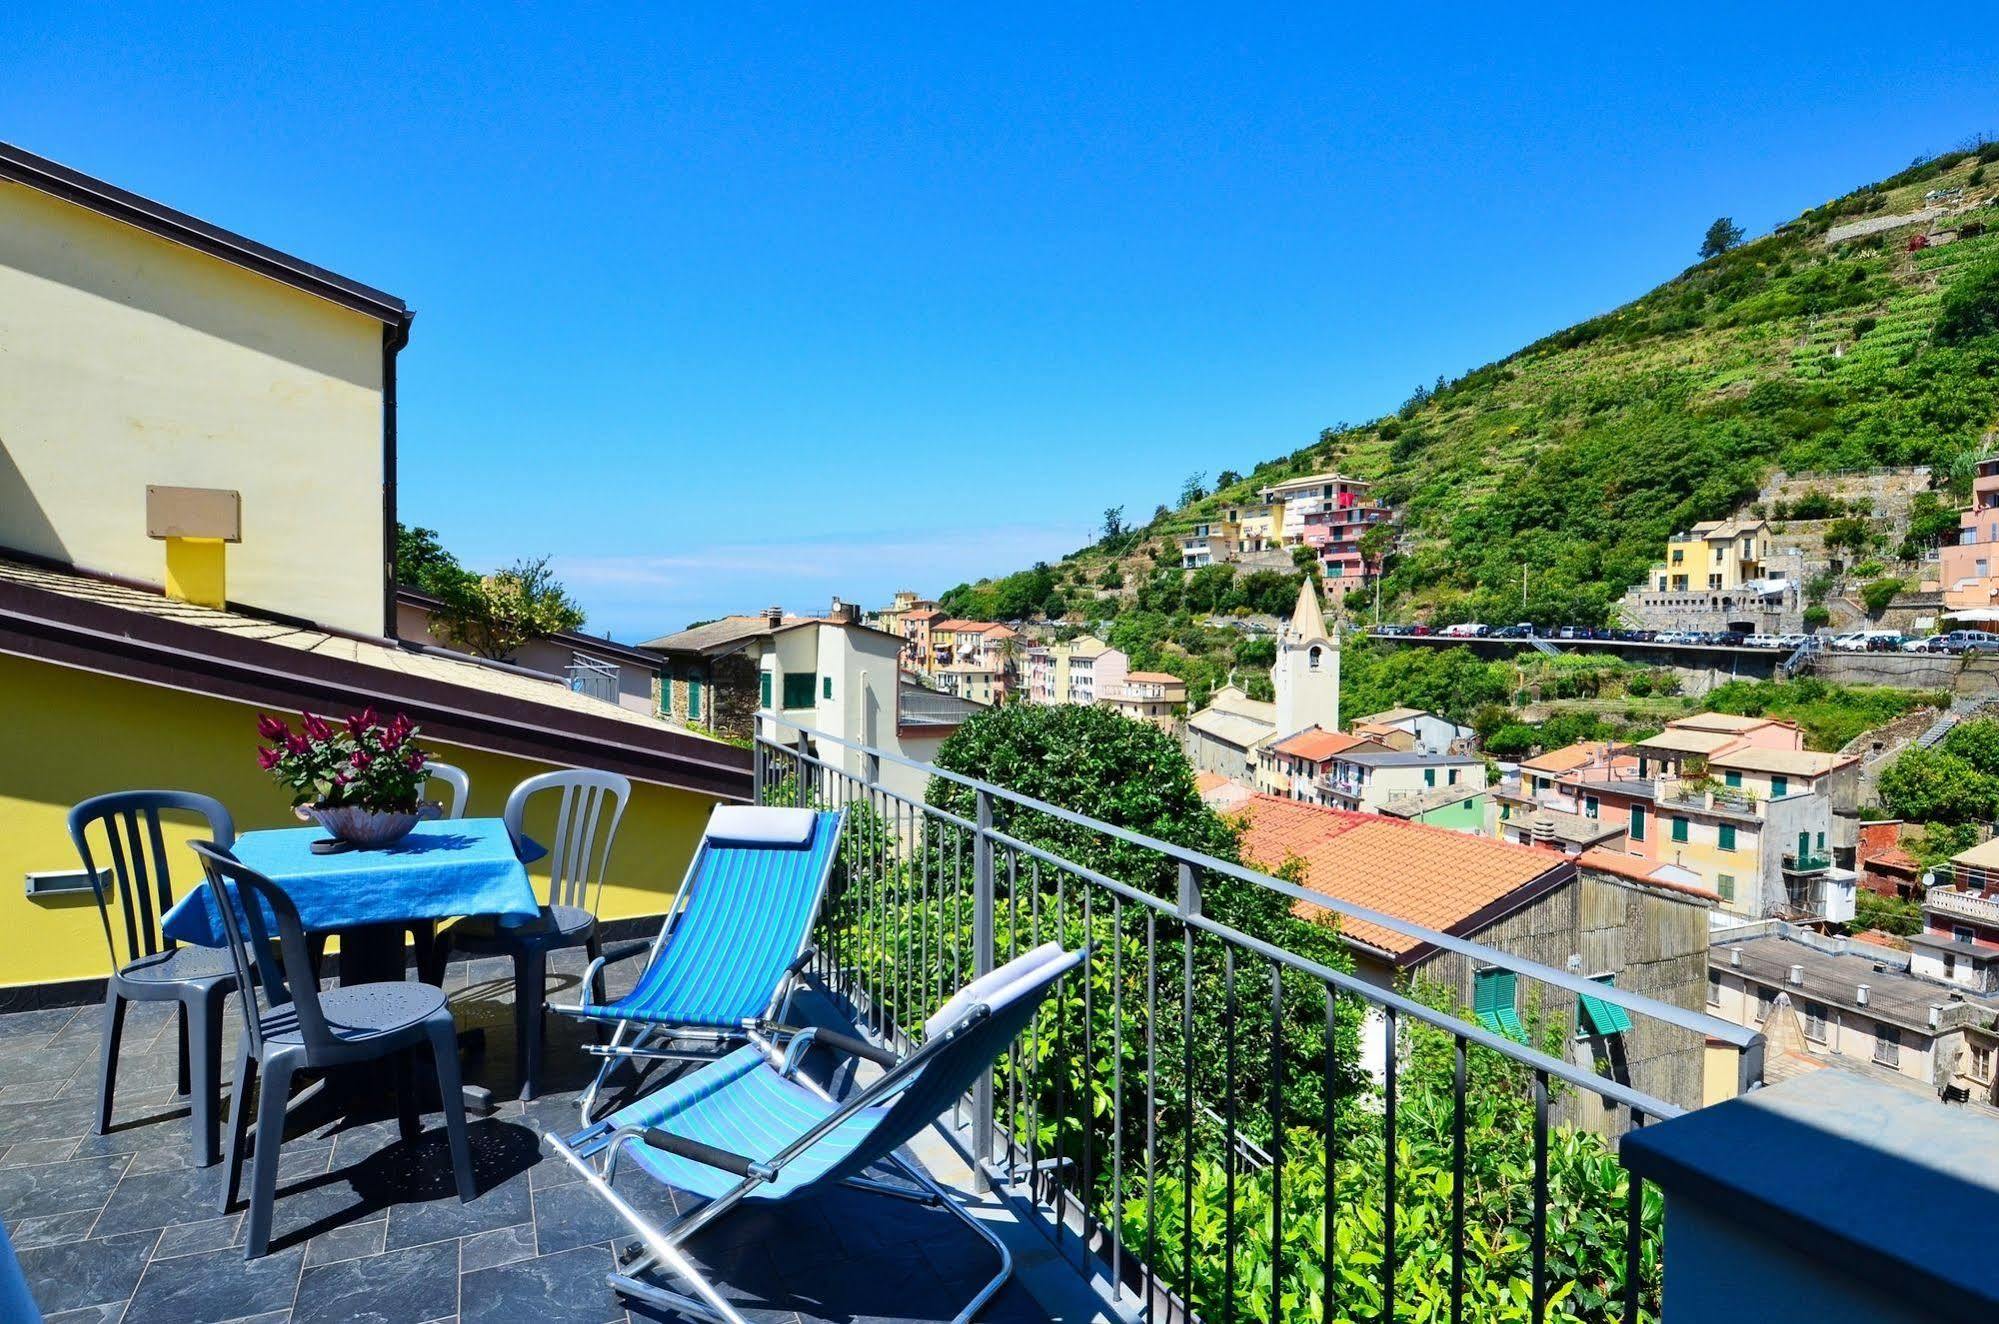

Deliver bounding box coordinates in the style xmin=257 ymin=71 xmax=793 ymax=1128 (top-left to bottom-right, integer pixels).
xmin=1419 ymin=873 xmax=1710 ymax=1131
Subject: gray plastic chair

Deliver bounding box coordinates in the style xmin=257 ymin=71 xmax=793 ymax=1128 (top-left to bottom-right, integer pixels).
xmin=190 ymin=842 xmax=476 ymax=1259
xmin=422 ymin=760 xmax=471 ymax=820
xmin=440 ymin=769 xmax=630 ymax=1100
xmin=67 ymin=790 xmax=237 ymax=1167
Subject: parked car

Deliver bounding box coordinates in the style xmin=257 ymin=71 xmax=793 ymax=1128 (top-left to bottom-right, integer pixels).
xmin=1491 ymin=622 xmax=1535 ymax=639
xmin=1712 ymin=630 xmax=1749 ymax=647
xmin=1865 ymin=633 xmax=1908 ymax=652
xmin=1959 ymin=632 xmax=1999 ymax=653
xmin=1774 ymin=633 xmax=1810 ymax=649
xmin=1376 ymin=623 xmax=1415 ymax=636
xmin=1440 ymin=622 xmax=1487 ymax=637
xmin=1901 ymin=635 xmax=1943 ymax=652
xmin=1743 ymin=633 xmax=1780 ymax=649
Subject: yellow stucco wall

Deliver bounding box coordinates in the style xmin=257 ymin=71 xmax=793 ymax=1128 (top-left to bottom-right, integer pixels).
xmin=0 ymin=654 xmax=720 ymax=990
xmin=0 ymin=181 xmax=389 ymax=637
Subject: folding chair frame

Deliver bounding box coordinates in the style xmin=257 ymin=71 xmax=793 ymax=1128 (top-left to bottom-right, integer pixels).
xmin=542 ymin=1013 xmax=1012 ymax=1324
xmin=553 ymin=809 xmax=844 ymax=1122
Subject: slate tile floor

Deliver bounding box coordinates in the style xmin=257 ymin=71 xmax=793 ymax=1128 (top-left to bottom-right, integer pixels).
xmin=0 ymin=952 xmax=1058 ymax=1323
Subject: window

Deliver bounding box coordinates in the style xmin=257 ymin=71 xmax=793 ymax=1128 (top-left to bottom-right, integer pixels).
xmin=1308 ymin=646 xmax=1322 ymax=671
xmin=687 ymin=676 xmax=702 ymax=721
xmin=1803 ymin=1001 xmax=1828 ymax=1044
xmin=1719 ymin=824 xmax=1737 ymax=852
xmin=1717 ymin=873 xmax=1736 ymax=903
xmin=1671 ymin=816 xmax=1689 ymax=844
xmin=1584 ymin=795 xmax=1599 ymax=819
xmin=1815 ymin=831 xmax=1826 ymax=852
xmin=1706 ymin=972 xmax=1722 ymax=1007
xmin=1754 ymin=987 xmax=1773 ymax=1024
xmin=1576 ymin=974 xmax=1633 ymax=1039
xmin=1472 ymin=968 xmax=1525 ymax=1042
xmin=1874 ymin=1024 xmax=1901 ymax=1068
xmin=1954 ymin=925 xmax=1976 ymax=944
xmin=1771 ymin=775 xmax=1789 ymax=798
xmin=1972 ymin=1043 xmax=1994 ymax=1083
xmin=782 ymin=673 xmax=817 ymax=709
xmin=1447 ymin=768 xmax=1460 ymax=786
xmin=822 ymin=675 xmax=834 ymax=700
xmin=1671 ymin=549 xmax=1684 ymax=565
xmin=759 ymin=671 xmax=772 ymax=709
xmin=1723 ymin=770 xmax=1741 ymax=788
xmin=1424 ymin=768 xmax=1436 ymax=788
xmin=1629 ymin=805 xmax=1646 ymax=842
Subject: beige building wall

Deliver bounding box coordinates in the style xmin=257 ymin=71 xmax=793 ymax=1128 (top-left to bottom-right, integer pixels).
xmin=0 ymin=180 xmax=389 ymax=637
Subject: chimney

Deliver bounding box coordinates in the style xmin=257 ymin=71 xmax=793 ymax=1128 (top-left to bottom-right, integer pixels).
xmin=1529 ymin=814 xmax=1557 ymax=846
xmin=764 ymin=605 xmax=784 ymax=629
xmin=147 ymin=485 xmax=241 ymax=610
xmin=1788 ymin=964 xmax=1804 ymax=986
xmin=1856 ymin=984 xmax=1869 ymax=1006
xmin=828 ymin=597 xmax=859 ymax=625
xmin=1730 ymin=947 xmax=1741 ymax=968
xmin=1930 ymin=1004 xmax=1944 ymax=1029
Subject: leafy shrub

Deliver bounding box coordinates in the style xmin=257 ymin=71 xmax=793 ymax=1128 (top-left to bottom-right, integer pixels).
xmin=1861 ymin=577 xmax=1905 ymax=616
xmin=1852 ymin=315 xmax=1877 ymax=338
xmin=1803 ymin=604 xmax=1831 ymax=628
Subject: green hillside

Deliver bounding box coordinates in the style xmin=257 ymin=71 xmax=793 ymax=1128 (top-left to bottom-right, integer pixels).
xmin=951 ymin=142 xmax=1999 ymax=630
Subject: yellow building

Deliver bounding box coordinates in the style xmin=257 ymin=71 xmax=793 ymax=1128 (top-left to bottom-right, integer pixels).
xmin=0 ymin=142 xmax=748 ymax=993
xmin=1652 ymin=518 xmax=1772 ymax=593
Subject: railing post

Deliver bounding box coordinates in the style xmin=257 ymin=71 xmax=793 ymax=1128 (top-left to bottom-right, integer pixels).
xmin=971 ymin=787 xmax=996 ymax=1184
xmin=793 ymin=730 xmax=811 ymax=808
xmin=1177 ymin=859 xmax=1203 ymax=920
xmin=751 ymin=737 xmax=766 ymax=803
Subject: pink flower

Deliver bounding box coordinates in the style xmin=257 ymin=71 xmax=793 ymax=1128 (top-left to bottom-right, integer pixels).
xmin=256 ymin=746 xmax=282 ymax=770
xmin=301 ymin=712 xmax=334 ymax=743
xmin=331 ymin=772 xmax=349 ymax=787
xmin=404 ymin=749 xmax=426 ymax=772
xmin=349 ymin=748 xmax=373 ymax=770
xmin=255 ymin=713 xmax=288 ymax=741
xmin=344 ymin=707 xmax=379 ymax=739
xmin=383 ymin=713 xmax=414 ymax=748
xmin=284 ymin=731 xmax=311 ymax=755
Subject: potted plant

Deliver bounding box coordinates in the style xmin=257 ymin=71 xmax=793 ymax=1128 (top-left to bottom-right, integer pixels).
xmin=256 ymin=709 xmax=433 ymax=848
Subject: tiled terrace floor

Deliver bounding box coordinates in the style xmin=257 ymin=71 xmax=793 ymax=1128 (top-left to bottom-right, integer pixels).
xmin=0 ymin=951 xmax=1066 ymax=1324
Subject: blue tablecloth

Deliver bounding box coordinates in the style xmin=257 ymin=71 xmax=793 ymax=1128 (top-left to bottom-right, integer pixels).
xmin=161 ymin=818 xmax=543 ymax=947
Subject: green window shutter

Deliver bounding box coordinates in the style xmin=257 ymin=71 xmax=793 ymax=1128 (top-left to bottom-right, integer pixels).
xmin=1719 ymin=824 xmax=1736 ymax=851
xmin=688 ymin=676 xmax=702 ymax=720
xmin=1473 ymin=968 xmax=1524 ymax=1042
xmin=1577 ymin=974 xmax=1633 ymax=1038
xmin=1584 ymin=796 xmax=1599 ymax=819
xmin=822 ymin=675 xmax=833 ymax=700
xmin=782 ymin=673 xmax=817 ymax=709
xmin=1717 ymin=873 xmax=1736 ymax=902
xmin=1448 ymin=768 xmax=1460 ymax=785
xmin=1424 ymin=768 xmax=1436 ymax=787
xmin=759 ymin=671 xmax=772 ymax=709
xmin=1629 ymin=806 xmax=1645 ymax=841
xmin=1771 ymin=775 xmax=1788 ymax=798
xmin=1671 ymin=816 xmax=1689 ymax=843
xmin=1724 ymin=770 xmax=1741 ymax=788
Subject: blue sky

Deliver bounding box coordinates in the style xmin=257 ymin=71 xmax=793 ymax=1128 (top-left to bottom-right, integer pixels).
xmin=8 ymin=6 xmax=1999 ymax=639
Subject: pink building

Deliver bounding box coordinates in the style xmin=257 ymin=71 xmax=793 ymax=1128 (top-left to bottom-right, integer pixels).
xmin=1939 ymin=457 xmax=1999 ymax=611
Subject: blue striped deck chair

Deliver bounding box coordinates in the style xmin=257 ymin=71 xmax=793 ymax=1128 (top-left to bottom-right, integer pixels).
xmin=551 ymin=805 xmax=844 ymax=1121
xmin=544 ymin=942 xmax=1083 ymax=1324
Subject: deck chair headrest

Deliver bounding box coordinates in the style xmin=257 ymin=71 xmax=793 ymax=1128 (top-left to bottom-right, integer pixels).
xmin=924 ymin=942 xmax=1081 ymax=1039
xmin=706 ymin=805 xmax=820 ymax=847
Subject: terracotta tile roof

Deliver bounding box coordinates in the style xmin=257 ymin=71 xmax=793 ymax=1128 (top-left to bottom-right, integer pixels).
xmin=1521 ymin=741 xmax=1617 ymax=775
xmin=1707 ymin=747 xmax=1853 ymax=777
xmin=1236 ymin=795 xmax=1570 ymax=962
xmin=1125 ymin=670 xmax=1185 ymax=684
xmin=1269 ymin=728 xmax=1371 ymax=762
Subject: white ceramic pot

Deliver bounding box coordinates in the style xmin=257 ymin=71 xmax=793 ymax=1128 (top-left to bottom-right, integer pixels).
xmin=297 ymin=803 xmax=421 ymax=848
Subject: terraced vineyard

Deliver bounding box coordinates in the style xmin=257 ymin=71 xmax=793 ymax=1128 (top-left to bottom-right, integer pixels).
xmin=990 ymin=144 xmax=1999 ymax=632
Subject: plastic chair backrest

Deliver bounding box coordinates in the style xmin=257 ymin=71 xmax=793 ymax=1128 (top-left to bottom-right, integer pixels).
xmin=188 ymin=842 xmax=335 ymax=1059
xmin=67 ymin=791 xmax=235 ymax=971
xmin=422 ymin=761 xmax=471 ymax=820
xmin=503 ymin=769 xmax=631 ymax=913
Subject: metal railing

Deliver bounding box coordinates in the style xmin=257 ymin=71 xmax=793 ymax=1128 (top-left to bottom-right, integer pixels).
xmin=753 ymin=715 xmax=1763 ymax=1324
xmin=564 ymin=655 xmax=621 ymax=704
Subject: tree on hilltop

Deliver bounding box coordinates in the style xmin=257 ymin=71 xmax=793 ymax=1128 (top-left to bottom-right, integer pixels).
xmin=1700 ymin=216 xmax=1745 ymax=259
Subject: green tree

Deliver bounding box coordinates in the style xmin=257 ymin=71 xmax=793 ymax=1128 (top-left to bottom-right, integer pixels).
xmin=432 ymin=555 xmax=586 ymax=660
xmin=1861 ymin=577 xmax=1905 ymax=616
xmin=1102 ymin=506 xmax=1127 ymax=543
xmin=1935 ymin=255 xmax=1999 ymax=344
xmin=1179 ymin=471 xmax=1209 ymax=507
xmin=395 ymin=523 xmax=476 ymax=597
xmin=1876 ymin=747 xmax=1999 ymax=823
xmin=1700 ymin=216 xmax=1745 ymax=259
